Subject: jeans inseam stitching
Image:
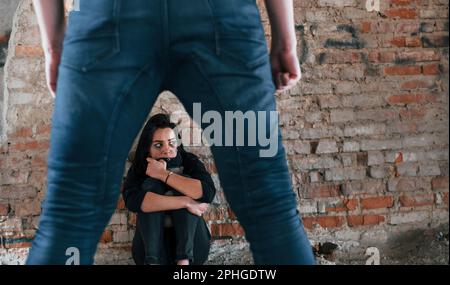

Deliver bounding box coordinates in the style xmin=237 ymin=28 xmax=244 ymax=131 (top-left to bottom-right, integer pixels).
xmin=113 ymin=0 xmax=121 ymax=54
xmin=204 ymin=0 xmax=220 ymax=56
xmin=78 ymin=0 xmax=122 ymax=254
xmin=95 ymin=62 xmax=154 ymax=234
xmin=190 ymin=55 xmax=253 ymax=222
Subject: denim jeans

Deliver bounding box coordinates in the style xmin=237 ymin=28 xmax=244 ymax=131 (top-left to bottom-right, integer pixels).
xmin=27 ymin=0 xmax=315 ymax=264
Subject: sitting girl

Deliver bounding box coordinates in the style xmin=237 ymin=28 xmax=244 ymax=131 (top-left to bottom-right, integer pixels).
xmin=122 ymin=114 xmax=216 ymax=265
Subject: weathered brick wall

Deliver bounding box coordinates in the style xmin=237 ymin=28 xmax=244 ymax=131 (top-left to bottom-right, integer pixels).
xmin=0 ymin=0 xmax=21 ymax=140
xmin=0 ymin=0 xmax=448 ymax=264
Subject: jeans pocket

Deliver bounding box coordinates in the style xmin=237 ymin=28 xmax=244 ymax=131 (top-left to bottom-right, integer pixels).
xmin=61 ymin=33 xmax=120 ymax=72
xmin=60 ymin=0 xmax=121 ymax=72
xmin=218 ymin=37 xmax=270 ymax=70
xmin=206 ymin=0 xmax=270 ymax=70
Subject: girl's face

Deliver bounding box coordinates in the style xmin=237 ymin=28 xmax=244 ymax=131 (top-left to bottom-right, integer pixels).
xmin=149 ymin=127 xmax=178 ymax=159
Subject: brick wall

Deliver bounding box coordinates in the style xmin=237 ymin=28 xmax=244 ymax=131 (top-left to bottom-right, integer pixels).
xmin=0 ymin=0 xmax=21 ymax=139
xmin=0 ymin=0 xmax=448 ymax=264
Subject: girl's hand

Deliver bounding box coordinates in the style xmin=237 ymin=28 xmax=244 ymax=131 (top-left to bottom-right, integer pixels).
xmin=185 ymin=198 xmax=209 ymax=217
xmin=146 ymin=157 xmax=167 ymax=180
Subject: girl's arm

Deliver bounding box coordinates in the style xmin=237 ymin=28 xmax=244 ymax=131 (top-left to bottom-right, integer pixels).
xmin=155 ymin=172 xmax=203 ymax=200
xmin=122 ymin=166 xmax=207 ymax=215
xmin=147 ymin=154 xmax=216 ymax=203
xmin=141 ymin=192 xmax=206 ymax=216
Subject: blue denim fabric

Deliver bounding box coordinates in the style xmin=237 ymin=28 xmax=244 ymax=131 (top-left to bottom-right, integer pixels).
xmin=27 ymin=0 xmax=315 ymax=264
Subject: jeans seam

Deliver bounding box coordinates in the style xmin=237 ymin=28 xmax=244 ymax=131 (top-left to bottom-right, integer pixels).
xmin=190 ymin=56 xmax=253 ymax=221
xmin=204 ymin=0 xmax=220 ymax=56
xmin=95 ymin=63 xmax=153 ymax=226
xmin=113 ymin=0 xmax=121 ymax=56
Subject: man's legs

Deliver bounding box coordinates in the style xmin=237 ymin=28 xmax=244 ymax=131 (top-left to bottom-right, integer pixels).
xmin=26 ymin=0 xmax=165 ymax=264
xmin=167 ymin=0 xmax=315 ymax=264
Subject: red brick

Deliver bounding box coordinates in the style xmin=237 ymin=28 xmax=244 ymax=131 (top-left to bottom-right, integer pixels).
xmin=347 ymin=215 xmax=363 ymax=226
xmin=369 ymin=51 xmax=396 ymax=63
xmin=15 ymin=44 xmax=44 ymax=57
xmin=399 ymin=194 xmax=434 ymax=207
xmin=422 ymin=64 xmax=440 ymax=75
xmin=374 ymin=22 xmax=394 ymax=34
xmin=391 ymin=37 xmax=421 ymax=48
xmin=399 ymin=108 xmax=427 ymax=120
xmin=361 ymin=22 xmax=371 ymax=33
xmin=384 ymin=65 xmax=421 ymax=75
xmin=301 ymin=216 xmax=345 ymax=229
xmin=386 ymin=8 xmax=417 ymax=19
xmin=315 ymin=216 xmax=345 ymax=228
xmin=364 ymin=215 xmax=385 ymax=225
xmin=401 ymin=80 xmax=433 ymax=89
xmin=399 ymin=195 xmax=415 ymax=207
xmin=0 ymin=34 xmax=9 ymax=43
xmin=391 ymin=37 xmax=406 ymax=47
xmin=128 ymin=212 xmax=136 ymax=226
xmin=326 ymin=199 xmax=358 ymax=212
xmin=100 ymin=230 xmax=113 ymax=243
xmin=443 ymin=192 xmax=449 ymax=206
xmin=387 ymin=94 xmax=438 ymax=104
xmin=302 ymin=217 xmax=315 ymax=230
xmin=344 ymin=199 xmax=359 ymax=210
xmin=116 ymin=197 xmax=125 ymax=210
xmin=204 ymin=161 xmax=217 ymax=174
xmin=379 ymin=51 xmax=396 ymax=62
xmin=9 ymin=140 xmax=50 ymax=152
xmin=31 ymin=155 xmax=47 ymax=168
xmin=211 ymin=223 xmax=244 ymax=237
xmin=0 ymin=203 xmax=9 ymax=215
xmin=405 ymin=37 xmax=421 ymax=47
xmin=306 ymin=184 xmax=341 ymax=198
xmin=4 ymin=242 xmax=32 ymax=249
xmin=368 ymin=51 xmax=380 ymax=62
xmin=391 ymin=0 xmax=415 ymax=5
xmin=203 ymin=207 xmax=226 ymax=221
xmin=348 ymin=215 xmax=385 ymax=226
xmin=361 ymin=196 xmax=394 ymax=209
xmin=432 ymin=176 xmax=449 ymax=191
xmin=227 ymin=207 xmax=237 ymax=220
xmin=9 ymin=127 xmax=33 ymax=139
xmin=395 ymin=23 xmax=419 ymax=33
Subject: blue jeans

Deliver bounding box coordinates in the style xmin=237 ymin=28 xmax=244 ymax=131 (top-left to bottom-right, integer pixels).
xmin=27 ymin=0 xmax=315 ymax=264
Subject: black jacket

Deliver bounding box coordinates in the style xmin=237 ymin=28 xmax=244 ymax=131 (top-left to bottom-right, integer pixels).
xmin=122 ymin=150 xmax=216 ymax=212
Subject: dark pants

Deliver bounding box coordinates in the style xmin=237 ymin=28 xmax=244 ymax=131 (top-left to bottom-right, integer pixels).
xmin=137 ymin=178 xmax=199 ymax=264
xmin=27 ymin=0 xmax=315 ymax=264
xmin=132 ymin=225 xmax=211 ymax=265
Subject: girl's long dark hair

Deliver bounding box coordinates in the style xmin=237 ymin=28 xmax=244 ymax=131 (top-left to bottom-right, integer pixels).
xmin=132 ymin=113 xmax=184 ymax=177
